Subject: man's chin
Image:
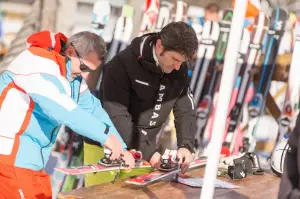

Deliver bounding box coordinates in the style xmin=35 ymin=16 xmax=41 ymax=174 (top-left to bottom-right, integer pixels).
xmin=71 ymin=74 xmax=81 ymax=79
xmin=163 ymin=69 xmax=173 ymax=74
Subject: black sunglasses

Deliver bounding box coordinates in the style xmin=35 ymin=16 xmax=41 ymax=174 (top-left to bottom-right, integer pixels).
xmin=71 ymin=43 xmax=94 ymax=73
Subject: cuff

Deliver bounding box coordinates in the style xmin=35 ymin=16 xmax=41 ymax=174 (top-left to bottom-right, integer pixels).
xmin=107 ymin=126 xmax=127 ymax=149
xmin=177 ymin=139 xmax=195 ymax=154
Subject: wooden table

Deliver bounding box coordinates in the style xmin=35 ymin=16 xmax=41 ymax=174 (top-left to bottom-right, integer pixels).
xmin=57 ymin=167 xmax=280 ymax=199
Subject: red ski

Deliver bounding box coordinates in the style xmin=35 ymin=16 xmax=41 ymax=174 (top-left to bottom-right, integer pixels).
xmin=55 ymin=149 xmax=151 ymax=175
xmin=125 ymin=157 xmax=208 ymax=186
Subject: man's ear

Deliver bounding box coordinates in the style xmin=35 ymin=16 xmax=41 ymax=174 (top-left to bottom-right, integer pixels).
xmin=65 ymin=46 xmax=75 ymax=57
xmin=156 ymin=39 xmax=164 ymax=51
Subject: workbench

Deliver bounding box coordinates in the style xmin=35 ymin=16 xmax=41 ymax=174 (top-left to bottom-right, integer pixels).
xmin=57 ymin=167 xmax=280 ymax=199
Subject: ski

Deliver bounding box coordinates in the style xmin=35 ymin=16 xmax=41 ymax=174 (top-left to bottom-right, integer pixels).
xmin=187 ymin=6 xmax=204 ymax=41
xmin=190 ymin=21 xmax=220 ymax=106
xmin=275 ymin=23 xmax=300 ymax=144
xmin=153 ymin=1 xmax=173 ymax=32
xmin=125 ymin=157 xmax=207 ymax=186
xmin=170 ymin=0 xmax=188 ymax=23
xmin=106 ymin=5 xmax=134 ymax=61
xmin=56 ymin=149 xmax=150 ymax=175
xmin=102 ymin=4 xmax=122 ymax=43
xmin=90 ymin=0 xmax=111 ymax=37
xmin=139 ymin=0 xmax=160 ymax=36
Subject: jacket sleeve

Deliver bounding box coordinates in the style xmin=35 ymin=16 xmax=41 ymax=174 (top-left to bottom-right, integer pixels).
xmin=13 ymin=73 xmax=126 ymax=149
xmin=77 ymin=79 xmax=124 ymax=147
xmin=278 ymin=114 xmax=300 ymax=199
xmin=101 ymin=56 xmax=157 ymax=161
xmin=173 ymin=77 xmax=196 ymax=153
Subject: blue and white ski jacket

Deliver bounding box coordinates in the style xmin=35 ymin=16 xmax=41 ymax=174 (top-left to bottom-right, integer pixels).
xmin=0 ymin=31 xmax=126 ymax=171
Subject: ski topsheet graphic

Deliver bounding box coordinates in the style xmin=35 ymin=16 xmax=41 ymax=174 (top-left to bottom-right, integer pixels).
xmin=102 ymin=5 xmax=122 ymax=43
xmin=153 ymin=1 xmax=173 ymax=32
xmin=106 ymin=5 xmax=134 ymax=61
xmin=139 ymin=0 xmax=160 ymax=36
xmin=96 ymin=5 xmax=133 ymax=91
xmin=187 ymin=6 xmax=204 ymax=41
xmin=90 ymin=0 xmax=111 ymax=37
xmin=170 ymin=0 xmax=188 ymax=23
xmin=244 ymin=8 xmax=288 ymax=153
xmin=190 ymin=21 xmax=220 ymax=106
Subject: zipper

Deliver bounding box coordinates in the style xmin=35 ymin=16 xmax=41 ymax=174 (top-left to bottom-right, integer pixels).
xmin=40 ymin=126 xmax=58 ymax=170
xmin=41 ymin=78 xmax=79 ymax=170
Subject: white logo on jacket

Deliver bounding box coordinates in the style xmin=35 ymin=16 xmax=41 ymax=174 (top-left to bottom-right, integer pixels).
xmin=149 ymin=84 xmax=165 ymax=126
xmin=135 ymin=79 xmax=149 ymax=86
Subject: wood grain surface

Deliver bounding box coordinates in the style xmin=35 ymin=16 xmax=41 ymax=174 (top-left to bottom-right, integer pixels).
xmin=57 ymin=167 xmax=280 ymax=199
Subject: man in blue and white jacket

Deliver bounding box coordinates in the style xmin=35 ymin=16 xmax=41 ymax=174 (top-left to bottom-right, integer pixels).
xmin=0 ymin=30 xmax=134 ymax=199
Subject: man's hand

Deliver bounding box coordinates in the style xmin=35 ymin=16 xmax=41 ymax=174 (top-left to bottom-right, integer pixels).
xmin=177 ymin=148 xmax=194 ymax=174
xmin=121 ymin=150 xmax=135 ymax=170
xmin=149 ymin=152 xmax=161 ymax=169
xmin=104 ymin=134 xmax=123 ymax=160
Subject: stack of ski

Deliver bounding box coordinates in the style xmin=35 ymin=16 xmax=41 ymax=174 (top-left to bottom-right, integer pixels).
xmin=96 ymin=4 xmax=134 ymax=91
xmin=194 ymin=9 xmax=233 ymax=148
xmin=243 ymin=8 xmax=288 ymax=153
xmin=190 ymin=21 xmax=219 ymax=149
xmin=106 ymin=5 xmax=134 ymax=61
xmin=222 ymin=12 xmax=270 ymax=154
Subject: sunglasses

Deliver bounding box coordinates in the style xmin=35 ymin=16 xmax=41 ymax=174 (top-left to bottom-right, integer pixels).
xmin=71 ymin=43 xmax=94 ymax=73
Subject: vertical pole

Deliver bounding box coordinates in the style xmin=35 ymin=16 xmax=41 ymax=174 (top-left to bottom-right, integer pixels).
xmin=200 ymin=0 xmax=248 ymax=198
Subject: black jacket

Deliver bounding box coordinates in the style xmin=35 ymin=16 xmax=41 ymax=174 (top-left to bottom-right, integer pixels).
xmin=278 ymin=114 xmax=300 ymax=198
xmin=99 ymin=33 xmax=196 ymax=161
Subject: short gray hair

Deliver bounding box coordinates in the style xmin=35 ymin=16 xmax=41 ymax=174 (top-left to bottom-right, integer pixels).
xmin=64 ymin=31 xmax=107 ymax=61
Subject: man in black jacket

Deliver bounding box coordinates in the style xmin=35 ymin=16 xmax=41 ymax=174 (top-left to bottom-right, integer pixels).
xmin=278 ymin=114 xmax=300 ymax=198
xmin=84 ymin=22 xmax=198 ymax=186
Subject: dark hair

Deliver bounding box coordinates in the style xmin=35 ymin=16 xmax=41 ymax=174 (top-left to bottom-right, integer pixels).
xmin=158 ymin=22 xmax=198 ymax=60
xmin=64 ymin=31 xmax=107 ymax=62
xmin=205 ymin=3 xmax=220 ymax=13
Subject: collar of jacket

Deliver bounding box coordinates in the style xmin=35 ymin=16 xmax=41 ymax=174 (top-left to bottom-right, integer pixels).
xmin=130 ymin=33 xmax=163 ymax=74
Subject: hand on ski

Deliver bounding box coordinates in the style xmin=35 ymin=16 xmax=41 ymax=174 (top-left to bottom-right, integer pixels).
xmin=104 ymin=134 xmax=124 ymax=160
xmin=177 ymin=148 xmax=193 ymax=174
xmin=121 ymin=150 xmax=135 ymax=170
xmin=149 ymin=152 xmax=162 ymax=169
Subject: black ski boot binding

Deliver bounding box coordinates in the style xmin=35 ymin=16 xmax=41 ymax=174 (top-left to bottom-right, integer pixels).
xmin=98 ymin=148 xmax=125 ymax=167
xmin=159 ymin=149 xmax=179 ymax=172
xmin=228 ymin=152 xmax=264 ymax=180
xmin=129 ymin=149 xmax=143 ymax=164
xmin=248 ymin=152 xmax=264 ymax=175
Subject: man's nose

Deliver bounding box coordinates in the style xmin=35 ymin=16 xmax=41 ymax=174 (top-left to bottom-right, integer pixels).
xmin=174 ymin=62 xmax=181 ymax=70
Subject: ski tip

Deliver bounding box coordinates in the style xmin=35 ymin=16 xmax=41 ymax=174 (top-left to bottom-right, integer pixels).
xmin=221 ymin=146 xmax=230 ymax=157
